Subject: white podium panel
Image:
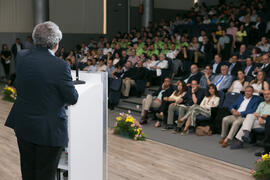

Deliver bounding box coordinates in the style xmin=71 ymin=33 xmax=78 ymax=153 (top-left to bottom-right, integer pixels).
xmin=59 ymin=72 xmax=107 ymax=180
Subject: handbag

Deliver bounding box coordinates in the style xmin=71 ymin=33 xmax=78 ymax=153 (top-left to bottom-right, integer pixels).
xmin=196 ymin=125 xmax=212 ymax=136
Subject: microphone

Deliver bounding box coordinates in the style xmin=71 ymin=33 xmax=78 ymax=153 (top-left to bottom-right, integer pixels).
xmin=73 ymin=54 xmax=85 ymax=85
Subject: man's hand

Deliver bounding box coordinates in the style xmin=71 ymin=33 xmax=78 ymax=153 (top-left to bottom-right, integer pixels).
xmin=254 ymin=112 xmax=260 ymax=118
xmin=258 ymin=117 xmax=265 ymax=125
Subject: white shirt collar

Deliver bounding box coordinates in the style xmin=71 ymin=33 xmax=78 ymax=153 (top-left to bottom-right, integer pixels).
xmin=48 ymin=49 xmax=55 ymax=56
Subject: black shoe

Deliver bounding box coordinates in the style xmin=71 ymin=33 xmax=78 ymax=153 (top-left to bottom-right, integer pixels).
xmin=241 ymin=131 xmax=251 ymax=144
xmin=255 ymin=151 xmax=267 ymax=157
xmin=121 ymin=96 xmax=128 ymax=99
xmin=161 ymin=125 xmax=174 ymax=131
xmin=172 ymin=127 xmax=181 ymax=134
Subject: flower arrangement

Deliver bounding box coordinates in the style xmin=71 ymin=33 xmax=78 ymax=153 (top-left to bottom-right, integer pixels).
xmin=114 ymin=113 xmax=146 ymax=141
xmin=251 ymin=153 xmax=270 ymax=179
xmin=2 ymin=86 xmax=16 ymax=102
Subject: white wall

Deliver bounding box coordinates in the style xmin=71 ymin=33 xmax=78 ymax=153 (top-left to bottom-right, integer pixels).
xmin=130 ymin=0 xmax=193 ymax=10
xmin=49 ymin=0 xmax=105 ymax=34
xmin=0 ymin=0 xmax=33 ymax=32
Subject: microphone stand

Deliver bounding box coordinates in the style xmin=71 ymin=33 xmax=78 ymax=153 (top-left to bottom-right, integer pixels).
xmin=73 ymin=55 xmax=85 ymax=85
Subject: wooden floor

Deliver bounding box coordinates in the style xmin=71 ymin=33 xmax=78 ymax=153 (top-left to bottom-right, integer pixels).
xmin=0 ymin=99 xmax=253 ymax=180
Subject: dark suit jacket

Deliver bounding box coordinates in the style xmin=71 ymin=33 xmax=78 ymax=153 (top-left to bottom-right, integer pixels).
xmin=229 ymin=62 xmax=243 ymax=77
xmin=262 ymin=64 xmax=270 ymax=77
xmin=230 ymin=95 xmax=261 ymax=118
xmin=5 ymin=47 xmax=78 ymax=147
xmin=183 ymin=72 xmax=202 ymax=84
xmin=211 ymin=62 xmax=224 ymax=74
xmin=11 ymin=43 xmax=23 ymax=58
xmin=152 ymin=85 xmax=175 ymax=100
xmin=243 ymin=64 xmax=256 ymax=77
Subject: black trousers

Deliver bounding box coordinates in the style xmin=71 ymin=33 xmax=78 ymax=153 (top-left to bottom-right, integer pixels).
xmin=17 ymin=138 xmax=63 ymax=180
xmin=1 ymin=60 xmax=10 ymax=78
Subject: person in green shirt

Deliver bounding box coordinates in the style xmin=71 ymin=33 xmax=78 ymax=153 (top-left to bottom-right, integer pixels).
xmin=232 ymin=90 xmax=270 ymax=149
xmin=161 ymin=43 xmax=169 ymax=55
xmin=147 ymin=44 xmax=159 ymax=57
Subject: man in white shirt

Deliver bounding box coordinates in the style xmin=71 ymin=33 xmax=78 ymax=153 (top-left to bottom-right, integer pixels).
xmin=152 ymin=53 xmax=168 ymax=77
xmin=219 ymin=86 xmax=261 ymax=147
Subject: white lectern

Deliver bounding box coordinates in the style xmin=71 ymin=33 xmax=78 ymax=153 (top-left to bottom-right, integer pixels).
xmin=57 ymin=71 xmax=108 ymax=180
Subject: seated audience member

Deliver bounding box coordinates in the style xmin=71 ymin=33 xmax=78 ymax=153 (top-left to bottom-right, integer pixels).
xmin=211 ymin=65 xmax=233 ymax=91
xmin=178 ymin=84 xmax=220 ymax=135
xmin=237 ymin=44 xmax=250 ymax=61
xmin=217 ymin=30 xmax=230 ymax=56
xmin=236 ymin=25 xmax=247 ymax=49
xmin=243 ymin=57 xmax=256 ymax=79
xmin=156 ymin=81 xmax=187 ymax=129
xmin=127 ymin=48 xmax=138 ymax=66
xmin=183 ymin=64 xmax=202 ymax=86
xmin=219 ymin=86 xmax=261 ymax=147
xmin=140 ymin=77 xmax=174 ymax=125
xmin=198 ymin=35 xmax=213 ymax=65
xmin=227 ymin=70 xmax=249 ymax=93
xmin=113 ymin=52 xmax=121 ymax=66
xmin=106 ymin=59 xmax=115 ymax=78
xmin=83 ymin=59 xmax=91 ymax=71
xmin=119 ymin=50 xmax=129 ymax=67
xmin=250 ymin=70 xmax=269 ymax=96
xmin=87 ymin=58 xmax=98 ymax=72
xmin=147 ymin=53 xmax=169 ymax=83
xmin=199 ymin=65 xmax=214 ymax=89
xmin=121 ymin=60 xmax=147 ymax=98
xmin=167 ymin=44 xmax=181 ymax=78
xmin=188 ymin=37 xmax=200 ymax=63
xmin=228 ymin=55 xmax=243 ymax=77
xmin=172 ymin=80 xmax=205 ymax=131
xmin=256 ymin=36 xmax=270 ymax=53
xmin=250 ymin=47 xmax=262 ymax=64
xmin=255 ymin=115 xmax=270 ymax=156
xmin=231 ymin=90 xmax=270 ymax=149
xmin=212 ymin=54 xmax=223 ymax=75
xmin=96 ymin=59 xmax=107 ymax=72
xmin=253 ymin=53 xmax=270 ymax=78
xmin=176 ymin=46 xmax=190 ymax=75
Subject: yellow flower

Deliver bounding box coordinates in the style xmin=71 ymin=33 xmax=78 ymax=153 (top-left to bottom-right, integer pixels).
xmin=116 ymin=116 xmax=122 ymax=121
xmin=125 ymin=116 xmax=134 ymax=123
xmin=136 ymin=129 xmax=140 ymax=135
xmin=262 ymin=154 xmax=270 ymax=161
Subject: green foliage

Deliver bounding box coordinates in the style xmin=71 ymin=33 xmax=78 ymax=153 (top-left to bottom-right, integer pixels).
xmin=253 ymin=154 xmax=270 ymax=180
xmin=2 ymin=86 xmax=16 ymax=102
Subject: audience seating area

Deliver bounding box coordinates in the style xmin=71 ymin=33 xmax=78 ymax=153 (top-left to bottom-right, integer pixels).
xmin=1 ymin=0 xmax=270 ymax=160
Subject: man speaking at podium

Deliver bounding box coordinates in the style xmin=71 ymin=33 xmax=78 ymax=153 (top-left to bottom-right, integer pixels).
xmin=5 ymin=21 xmax=78 ymax=180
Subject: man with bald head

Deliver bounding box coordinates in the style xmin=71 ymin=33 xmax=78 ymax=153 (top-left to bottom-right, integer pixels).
xmin=232 ymin=90 xmax=270 ymax=149
xmin=183 ymin=64 xmax=202 ymax=86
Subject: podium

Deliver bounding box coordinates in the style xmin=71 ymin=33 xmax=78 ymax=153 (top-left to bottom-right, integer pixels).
xmin=57 ymin=71 xmax=108 ymax=180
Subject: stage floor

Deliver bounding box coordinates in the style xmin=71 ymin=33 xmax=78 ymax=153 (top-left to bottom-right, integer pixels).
xmin=0 ymin=99 xmax=252 ymax=180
